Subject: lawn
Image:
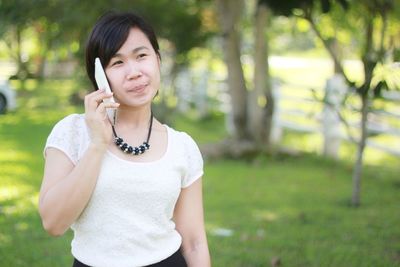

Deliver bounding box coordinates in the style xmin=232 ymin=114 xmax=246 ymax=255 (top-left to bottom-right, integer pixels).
xmin=1 ymin=104 xmax=399 ymax=267
xmin=1 ymin=75 xmax=400 ymax=267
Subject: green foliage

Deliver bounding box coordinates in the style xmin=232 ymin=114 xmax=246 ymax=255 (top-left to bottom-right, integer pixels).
xmin=0 ymin=0 xmax=212 ymax=78
xmin=260 ymin=0 xmax=348 ymax=16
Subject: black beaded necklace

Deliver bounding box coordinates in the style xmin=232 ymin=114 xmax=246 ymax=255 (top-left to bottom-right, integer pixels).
xmin=111 ymin=111 xmax=153 ymax=155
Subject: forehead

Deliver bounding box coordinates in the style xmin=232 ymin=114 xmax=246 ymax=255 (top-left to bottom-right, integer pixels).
xmin=117 ymin=27 xmax=152 ymax=53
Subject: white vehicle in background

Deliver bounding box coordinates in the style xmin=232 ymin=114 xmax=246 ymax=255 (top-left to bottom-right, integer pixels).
xmin=0 ymin=80 xmax=17 ymax=114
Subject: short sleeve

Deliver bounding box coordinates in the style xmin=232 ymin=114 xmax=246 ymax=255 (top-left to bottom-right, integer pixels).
xmin=181 ymin=132 xmax=204 ymax=188
xmin=44 ymin=114 xmax=83 ymax=165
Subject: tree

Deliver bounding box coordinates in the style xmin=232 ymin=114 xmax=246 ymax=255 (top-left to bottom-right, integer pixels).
xmin=0 ymin=0 xmax=211 ymax=93
xmin=298 ymin=0 xmax=400 ymax=206
xmin=0 ymin=0 xmax=51 ymax=84
xmin=215 ymin=0 xmax=249 ymax=140
xmin=258 ymin=0 xmax=399 ymax=205
xmin=249 ymin=1 xmax=274 ymax=148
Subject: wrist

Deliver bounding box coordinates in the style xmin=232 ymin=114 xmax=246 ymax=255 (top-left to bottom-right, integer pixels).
xmin=88 ymin=142 xmax=109 ymax=153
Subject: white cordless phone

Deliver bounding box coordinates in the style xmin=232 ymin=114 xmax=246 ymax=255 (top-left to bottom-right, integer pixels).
xmin=94 ymin=57 xmax=116 ymax=124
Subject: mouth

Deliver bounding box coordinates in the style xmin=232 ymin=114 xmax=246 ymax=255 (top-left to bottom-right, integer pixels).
xmin=127 ymin=83 xmax=148 ymax=93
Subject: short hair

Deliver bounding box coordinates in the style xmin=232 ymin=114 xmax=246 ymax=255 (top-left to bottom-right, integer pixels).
xmin=85 ymin=11 xmax=160 ymax=90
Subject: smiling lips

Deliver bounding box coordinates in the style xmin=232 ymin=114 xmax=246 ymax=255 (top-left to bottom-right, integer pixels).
xmin=127 ymin=83 xmax=148 ymax=93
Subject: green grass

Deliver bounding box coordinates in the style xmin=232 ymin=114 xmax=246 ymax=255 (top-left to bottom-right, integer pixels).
xmin=1 ymin=75 xmax=400 ymax=266
xmin=204 ymin=157 xmax=400 ymax=267
xmin=1 ymin=104 xmax=399 ymax=267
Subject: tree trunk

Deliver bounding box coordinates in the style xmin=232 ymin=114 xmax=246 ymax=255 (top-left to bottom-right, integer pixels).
xmin=351 ymin=63 xmax=375 ymax=206
xmin=331 ymin=36 xmax=342 ymax=74
xmin=16 ymin=26 xmax=22 ymax=72
xmin=351 ymin=17 xmax=376 ymax=207
xmin=216 ymin=0 xmax=248 ymax=140
xmin=15 ymin=25 xmax=27 ymax=90
xmin=262 ymin=38 xmax=275 ymax=151
xmin=249 ymin=2 xmax=274 ymax=148
xmin=35 ymin=36 xmax=52 ymax=80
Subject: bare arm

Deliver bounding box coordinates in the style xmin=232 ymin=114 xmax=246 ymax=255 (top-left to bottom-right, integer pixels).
xmin=38 ymin=89 xmax=118 ymax=236
xmin=174 ymin=178 xmax=211 ymax=267
xmin=39 ymin=145 xmax=107 ymax=236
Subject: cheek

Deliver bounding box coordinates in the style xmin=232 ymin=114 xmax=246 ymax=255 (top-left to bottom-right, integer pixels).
xmin=143 ymin=59 xmax=160 ymax=77
xmin=106 ymin=71 xmax=124 ymax=90
xmin=149 ymin=63 xmax=161 ymax=84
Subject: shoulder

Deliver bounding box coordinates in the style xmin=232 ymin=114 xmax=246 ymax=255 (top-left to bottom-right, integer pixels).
xmin=45 ymin=113 xmax=87 ymax=165
xmin=50 ymin=113 xmax=87 ymax=137
xmin=165 ymin=125 xmax=199 ymax=150
xmin=53 ymin=113 xmax=85 ymax=129
xmin=165 ymin=125 xmax=204 ymax=187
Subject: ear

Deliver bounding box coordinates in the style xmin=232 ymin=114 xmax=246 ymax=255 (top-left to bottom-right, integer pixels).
xmin=156 ymin=54 xmax=162 ymax=75
xmin=157 ymin=54 xmax=161 ymax=67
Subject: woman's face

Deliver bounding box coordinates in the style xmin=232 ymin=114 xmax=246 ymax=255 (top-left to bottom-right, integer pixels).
xmin=105 ymin=27 xmax=160 ymax=108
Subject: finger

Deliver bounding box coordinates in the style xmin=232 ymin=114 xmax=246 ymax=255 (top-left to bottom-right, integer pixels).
xmin=103 ymin=102 xmax=120 ymax=109
xmin=86 ymin=91 xmax=114 ymax=110
xmin=95 ymin=103 xmax=116 ymax=125
xmin=85 ymin=89 xmax=105 ymax=110
xmin=95 ymin=101 xmax=106 ymax=113
xmin=95 ymin=102 xmax=119 ymax=116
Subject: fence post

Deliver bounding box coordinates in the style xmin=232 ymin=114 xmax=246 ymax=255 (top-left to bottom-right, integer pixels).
xmin=270 ymin=79 xmax=282 ymax=145
xmin=322 ymin=74 xmax=347 ymax=158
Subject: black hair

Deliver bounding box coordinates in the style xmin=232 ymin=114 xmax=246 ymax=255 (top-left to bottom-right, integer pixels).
xmin=85 ymin=11 xmax=160 ymax=90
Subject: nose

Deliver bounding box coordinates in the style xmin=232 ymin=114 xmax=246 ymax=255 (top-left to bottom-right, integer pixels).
xmin=126 ymin=62 xmax=142 ymax=80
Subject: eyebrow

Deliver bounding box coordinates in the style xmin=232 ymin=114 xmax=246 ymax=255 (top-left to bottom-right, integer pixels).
xmin=112 ymin=46 xmax=150 ymax=58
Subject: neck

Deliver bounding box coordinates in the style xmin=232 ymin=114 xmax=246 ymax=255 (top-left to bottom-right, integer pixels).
xmin=116 ymin=104 xmax=152 ymax=129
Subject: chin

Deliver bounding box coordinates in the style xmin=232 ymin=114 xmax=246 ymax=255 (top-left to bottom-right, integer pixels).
xmin=127 ymin=98 xmax=153 ymax=108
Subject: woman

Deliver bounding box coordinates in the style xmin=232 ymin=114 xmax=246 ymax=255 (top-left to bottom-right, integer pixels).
xmin=38 ymin=11 xmax=211 ymax=267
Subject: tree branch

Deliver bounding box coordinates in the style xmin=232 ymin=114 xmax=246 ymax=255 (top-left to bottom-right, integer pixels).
xmin=301 ymin=12 xmax=352 ymax=86
xmin=379 ymin=9 xmax=388 ymax=62
xmin=313 ymin=90 xmax=359 ymax=144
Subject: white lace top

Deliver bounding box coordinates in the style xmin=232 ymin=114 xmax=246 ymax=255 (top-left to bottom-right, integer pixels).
xmin=44 ymin=114 xmax=204 ymax=267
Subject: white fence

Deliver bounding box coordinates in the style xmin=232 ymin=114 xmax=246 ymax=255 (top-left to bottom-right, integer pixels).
xmin=171 ymin=58 xmax=400 ymax=158
xmin=271 ymin=75 xmax=400 ymax=158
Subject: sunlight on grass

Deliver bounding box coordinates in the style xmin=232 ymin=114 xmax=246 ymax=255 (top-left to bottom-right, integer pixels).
xmin=0 ymin=184 xmax=36 ymax=215
xmin=0 ymin=149 xmax=31 ymax=162
xmin=339 ymin=140 xmax=400 ymax=166
xmin=252 ymin=209 xmax=279 ymax=222
xmin=0 ymin=186 xmax=29 ymax=202
xmin=15 ymin=222 xmax=30 ymax=231
xmin=282 ymin=131 xmax=323 ymax=154
xmin=0 ymin=233 xmax=12 ymax=246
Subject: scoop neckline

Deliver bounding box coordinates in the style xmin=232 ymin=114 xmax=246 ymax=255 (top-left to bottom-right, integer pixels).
xmin=106 ymin=124 xmax=170 ymax=165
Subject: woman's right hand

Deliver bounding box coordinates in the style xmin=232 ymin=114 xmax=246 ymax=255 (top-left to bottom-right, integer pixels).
xmin=84 ymin=89 xmax=120 ymax=149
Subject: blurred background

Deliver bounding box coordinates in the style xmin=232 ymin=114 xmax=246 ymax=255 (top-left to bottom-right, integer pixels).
xmin=0 ymin=0 xmax=399 ymax=266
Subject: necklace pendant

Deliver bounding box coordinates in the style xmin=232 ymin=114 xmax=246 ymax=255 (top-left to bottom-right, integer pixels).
xmin=143 ymin=142 xmax=150 ymax=150
xmin=121 ymin=143 xmax=128 ymax=151
xmin=111 ymin=111 xmax=153 ymax=156
xmin=115 ymin=137 xmax=123 ymax=146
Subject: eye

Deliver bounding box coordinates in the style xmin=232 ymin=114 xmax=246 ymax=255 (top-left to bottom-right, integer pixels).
xmin=111 ymin=60 xmax=123 ymax=66
xmin=138 ymin=53 xmax=148 ymax=59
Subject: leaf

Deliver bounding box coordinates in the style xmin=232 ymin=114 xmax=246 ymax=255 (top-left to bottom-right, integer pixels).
xmin=373 ymin=80 xmax=388 ymax=98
